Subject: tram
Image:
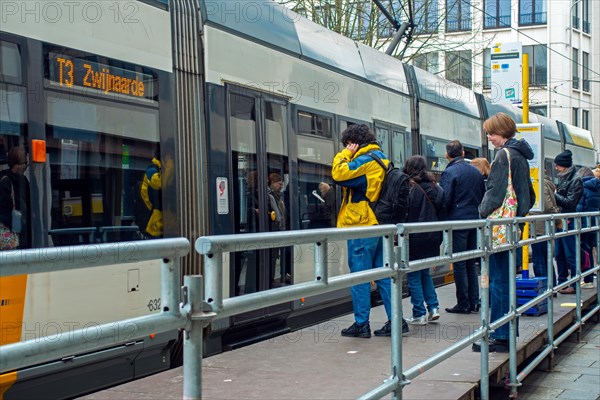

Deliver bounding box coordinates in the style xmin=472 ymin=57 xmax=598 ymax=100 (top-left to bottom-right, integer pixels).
xmin=0 ymin=0 xmax=596 ymax=398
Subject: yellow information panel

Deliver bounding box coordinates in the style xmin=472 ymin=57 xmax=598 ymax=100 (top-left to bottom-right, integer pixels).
xmin=516 ymin=123 xmax=543 ymax=212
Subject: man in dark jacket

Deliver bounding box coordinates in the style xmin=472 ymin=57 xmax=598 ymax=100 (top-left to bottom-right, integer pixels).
xmin=440 ymin=140 xmax=485 ymax=314
xmin=553 ymin=150 xmax=583 ymax=294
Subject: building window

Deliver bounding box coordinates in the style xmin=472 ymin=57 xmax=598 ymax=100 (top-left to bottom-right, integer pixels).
xmin=572 ymin=108 xmax=578 ymax=127
xmin=530 ymin=106 xmax=547 ymax=117
xmin=523 ymin=45 xmax=547 ymax=86
xmin=445 ymin=50 xmax=472 ymax=88
xmin=582 ymin=110 xmax=589 ymax=130
xmin=572 ymin=0 xmax=579 ymax=29
xmin=446 ymin=0 xmax=471 ymax=32
xmin=484 ymin=0 xmax=511 ymax=29
xmin=582 ymin=0 xmax=590 ymax=33
xmin=572 ymin=48 xmax=579 ymax=89
xmin=413 ymin=52 xmax=439 ymax=73
xmin=483 ymin=48 xmax=491 ymax=89
xmin=414 ymin=0 xmax=439 ymax=34
xmin=582 ymin=52 xmax=590 ymax=92
xmin=519 ymin=0 xmax=547 ymax=25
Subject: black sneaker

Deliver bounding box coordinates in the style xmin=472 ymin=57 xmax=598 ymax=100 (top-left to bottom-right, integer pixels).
xmin=445 ymin=305 xmax=471 ymax=314
xmin=341 ymin=322 xmax=371 ymax=338
xmin=472 ymin=338 xmax=509 ymax=353
xmin=373 ymin=320 xmax=409 ymax=336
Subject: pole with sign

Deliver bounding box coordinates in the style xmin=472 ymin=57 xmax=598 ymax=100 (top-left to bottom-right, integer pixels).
xmin=490 ymin=42 xmax=523 ymax=104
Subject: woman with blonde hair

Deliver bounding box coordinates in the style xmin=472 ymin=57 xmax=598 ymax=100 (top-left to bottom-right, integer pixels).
xmin=470 ymin=157 xmax=491 ymax=178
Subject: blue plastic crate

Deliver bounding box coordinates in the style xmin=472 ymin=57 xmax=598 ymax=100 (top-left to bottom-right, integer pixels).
xmin=517 ymin=297 xmax=548 ymax=316
xmin=516 ymin=277 xmax=548 ymax=290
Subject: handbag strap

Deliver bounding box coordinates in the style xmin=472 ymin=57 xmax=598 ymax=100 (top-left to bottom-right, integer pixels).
xmin=502 ymin=148 xmax=513 ymax=185
xmin=410 ymin=179 xmax=437 ymax=210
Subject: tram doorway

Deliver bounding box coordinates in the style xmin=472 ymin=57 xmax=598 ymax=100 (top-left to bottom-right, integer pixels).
xmin=227 ymin=88 xmax=291 ymax=305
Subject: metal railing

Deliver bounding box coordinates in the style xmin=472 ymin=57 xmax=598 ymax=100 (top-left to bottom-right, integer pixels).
xmin=195 ymin=211 xmax=599 ymax=400
xmin=0 ymin=238 xmax=190 ymax=373
xmin=1 ymin=212 xmax=598 ymax=400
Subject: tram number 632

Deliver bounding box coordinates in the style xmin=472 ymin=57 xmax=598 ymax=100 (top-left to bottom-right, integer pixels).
xmin=147 ymin=298 xmax=161 ymax=312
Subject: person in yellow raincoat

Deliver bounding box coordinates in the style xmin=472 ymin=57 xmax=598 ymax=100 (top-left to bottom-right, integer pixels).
xmin=140 ymin=151 xmax=163 ymax=238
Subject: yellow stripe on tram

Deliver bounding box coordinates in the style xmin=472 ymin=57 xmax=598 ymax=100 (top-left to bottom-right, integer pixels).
xmin=0 ymin=275 xmax=29 ymax=399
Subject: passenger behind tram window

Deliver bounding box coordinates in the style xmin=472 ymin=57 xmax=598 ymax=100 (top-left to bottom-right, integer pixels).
xmin=267 ymin=172 xmax=291 ymax=287
xmin=136 ymin=147 xmax=163 ymax=238
xmin=319 ymin=181 xmax=337 ymax=227
xmin=0 ymin=147 xmax=32 ymax=250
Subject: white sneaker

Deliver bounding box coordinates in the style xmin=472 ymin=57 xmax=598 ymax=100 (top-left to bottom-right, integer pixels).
xmin=407 ymin=315 xmax=428 ymax=325
xmin=428 ymin=308 xmax=440 ymax=321
xmin=581 ymin=282 xmax=594 ymax=289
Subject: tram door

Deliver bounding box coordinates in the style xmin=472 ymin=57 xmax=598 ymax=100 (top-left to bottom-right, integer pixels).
xmin=228 ymin=89 xmax=291 ymax=306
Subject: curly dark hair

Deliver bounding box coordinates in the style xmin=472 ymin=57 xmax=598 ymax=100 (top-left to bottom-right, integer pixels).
xmin=403 ymin=155 xmax=435 ymax=183
xmin=340 ymin=124 xmax=376 ymax=146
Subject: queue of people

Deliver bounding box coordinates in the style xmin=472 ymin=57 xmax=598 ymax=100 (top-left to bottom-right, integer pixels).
xmin=332 ymin=113 xmax=598 ymax=355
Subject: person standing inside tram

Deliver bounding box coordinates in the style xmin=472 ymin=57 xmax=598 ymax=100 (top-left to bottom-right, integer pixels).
xmin=0 ymin=147 xmax=31 ymax=250
xmin=553 ymin=150 xmax=583 ymax=294
xmin=332 ymin=124 xmax=407 ymax=338
xmin=474 ymin=113 xmax=535 ymax=353
xmin=138 ymin=148 xmax=163 ymax=238
xmin=440 ymin=140 xmax=485 ymax=314
xmin=267 ymin=172 xmax=290 ymax=286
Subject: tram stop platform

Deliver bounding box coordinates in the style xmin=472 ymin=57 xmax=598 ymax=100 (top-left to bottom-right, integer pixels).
xmin=80 ymin=283 xmax=599 ymax=400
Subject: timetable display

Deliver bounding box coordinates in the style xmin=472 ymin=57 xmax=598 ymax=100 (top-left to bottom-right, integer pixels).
xmin=48 ymin=52 xmax=155 ymax=101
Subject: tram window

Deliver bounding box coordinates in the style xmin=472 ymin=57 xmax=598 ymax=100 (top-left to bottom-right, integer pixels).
xmin=297 ymin=136 xmax=336 ymax=229
xmin=298 ymin=111 xmax=332 ymax=138
xmin=0 ymin=84 xmax=27 ymax=137
xmin=391 ymin=129 xmax=406 ymax=168
xmin=376 ymin=126 xmax=390 ymax=156
xmin=45 ymin=91 xmax=160 ymax=245
xmin=0 ymin=41 xmax=22 ymax=84
xmin=423 ymin=137 xmax=448 ymax=172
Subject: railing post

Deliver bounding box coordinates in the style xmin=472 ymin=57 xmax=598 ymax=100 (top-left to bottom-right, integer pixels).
xmin=204 ymin=251 xmax=223 ymax=312
xmin=314 ymin=240 xmax=329 ymax=284
xmin=393 ymin=228 xmax=409 ymax=399
xmin=546 ymin=218 xmax=556 ymax=367
xmin=479 ymin=223 xmax=490 ymax=400
xmin=508 ymin=220 xmax=520 ymax=397
xmin=183 ymin=275 xmax=204 ymax=400
xmin=161 ymin=257 xmax=182 ymax=316
xmin=574 ymin=216 xmax=582 ymax=330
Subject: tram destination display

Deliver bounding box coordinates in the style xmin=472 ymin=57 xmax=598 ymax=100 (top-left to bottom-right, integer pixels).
xmin=48 ymin=52 xmax=155 ymax=101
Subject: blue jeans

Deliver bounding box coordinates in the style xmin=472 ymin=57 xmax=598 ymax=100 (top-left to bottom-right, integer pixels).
xmin=555 ymin=220 xmax=576 ymax=287
xmin=452 ymin=229 xmax=479 ymax=310
xmin=489 ymin=251 xmax=518 ymax=340
xmin=407 ymin=269 xmax=439 ymax=318
xmin=531 ymin=241 xmax=556 ymax=286
xmin=347 ymin=237 xmax=392 ymax=325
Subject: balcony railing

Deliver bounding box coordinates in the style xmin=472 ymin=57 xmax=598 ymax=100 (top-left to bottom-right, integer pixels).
xmin=446 ymin=19 xmax=472 ymax=32
xmin=572 ymin=15 xmax=580 ymax=29
xmin=583 ymin=79 xmax=590 ymax=92
xmin=484 ymin=15 xmax=510 ymax=29
xmin=519 ymin=12 xmax=547 ymax=26
xmin=582 ymin=20 xmax=590 ymax=33
xmin=573 ymin=76 xmax=580 ymax=89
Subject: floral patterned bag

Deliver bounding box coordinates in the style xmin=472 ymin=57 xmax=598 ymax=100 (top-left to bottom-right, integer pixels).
xmin=0 ymin=222 xmax=19 ymax=250
xmin=488 ymin=148 xmax=518 ymax=248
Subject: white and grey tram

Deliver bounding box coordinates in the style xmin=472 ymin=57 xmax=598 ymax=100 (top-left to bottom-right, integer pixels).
xmin=0 ymin=0 xmax=595 ymax=398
